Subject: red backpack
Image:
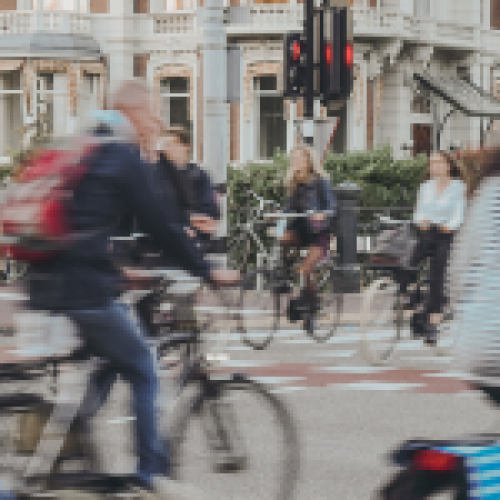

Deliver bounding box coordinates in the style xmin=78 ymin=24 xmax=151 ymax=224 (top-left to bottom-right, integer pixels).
xmin=0 ymin=135 xmax=107 ymax=263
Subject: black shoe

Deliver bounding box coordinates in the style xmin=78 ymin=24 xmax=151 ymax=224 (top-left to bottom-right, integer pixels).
xmin=421 ymin=323 xmax=438 ymax=346
xmin=304 ymin=313 xmax=316 ymax=334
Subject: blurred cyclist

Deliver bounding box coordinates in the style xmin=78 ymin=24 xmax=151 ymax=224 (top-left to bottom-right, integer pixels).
xmin=26 ymin=79 xmax=238 ymax=499
xmin=280 ymin=144 xmax=336 ymax=332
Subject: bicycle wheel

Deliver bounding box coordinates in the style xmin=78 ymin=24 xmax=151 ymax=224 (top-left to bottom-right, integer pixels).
xmin=237 ymin=268 xmax=280 ymax=350
xmin=359 ymin=275 xmax=403 ymax=366
xmin=307 ymin=262 xmax=343 ymax=342
xmin=168 ymin=375 xmax=300 ymax=500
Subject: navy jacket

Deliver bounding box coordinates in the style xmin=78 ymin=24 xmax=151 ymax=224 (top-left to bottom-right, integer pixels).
xmin=283 ymin=176 xmax=337 ymax=233
xmin=27 ymin=136 xmax=212 ymax=311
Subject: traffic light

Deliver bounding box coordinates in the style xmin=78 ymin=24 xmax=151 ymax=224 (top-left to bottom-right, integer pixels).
xmin=284 ymin=32 xmax=306 ymax=97
xmin=321 ymin=7 xmax=353 ymax=101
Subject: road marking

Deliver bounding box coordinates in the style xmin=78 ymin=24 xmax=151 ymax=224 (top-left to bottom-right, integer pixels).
xmin=403 ymin=356 xmax=453 ymax=363
xmin=311 ymin=350 xmax=356 ymax=358
xmin=252 ymin=376 xmax=306 ymax=385
xmin=313 ymin=366 xmax=395 ymax=374
xmin=328 ymin=381 xmax=425 ymax=391
xmin=217 ymin=360 xmax=277 ymax=368
xmin=422 ymin=371 xmax=471 ymax=379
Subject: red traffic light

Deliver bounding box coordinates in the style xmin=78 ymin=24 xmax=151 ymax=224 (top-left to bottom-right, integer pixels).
xmin=324 ymin=43 xmax=333 ymax=65
xmin=344 ymin=42 xmax=353 ymax=67
xmin=292 ymin=40 xmax=301 ymax=61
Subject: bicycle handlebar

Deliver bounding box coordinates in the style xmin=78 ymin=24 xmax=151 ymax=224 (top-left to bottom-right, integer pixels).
xmin=377 ymin=215 xmax=412 ymax=226
xmin=263 ymin=210 xmax=335 ymax=220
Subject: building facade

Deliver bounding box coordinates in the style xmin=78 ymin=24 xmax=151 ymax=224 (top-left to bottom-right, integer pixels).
xmin=1 ymin=0 xmax=500 ymax=167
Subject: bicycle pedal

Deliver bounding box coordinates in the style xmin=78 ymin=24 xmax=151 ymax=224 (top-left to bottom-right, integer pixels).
xmin=212 ymin=452 xmax=248 ymax=473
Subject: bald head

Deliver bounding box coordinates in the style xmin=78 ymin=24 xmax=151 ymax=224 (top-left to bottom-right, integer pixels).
xmin=111 ymin=79 xmax=158 ymax=146
xmin=113 ymin=79 xmax=151 ymax=112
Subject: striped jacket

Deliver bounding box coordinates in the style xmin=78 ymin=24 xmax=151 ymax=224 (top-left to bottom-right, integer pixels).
xmin=447 ymin=176 xmax=500 ymax=383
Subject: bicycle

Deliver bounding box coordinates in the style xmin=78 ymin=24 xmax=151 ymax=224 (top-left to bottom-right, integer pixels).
xmin=227 ymin=188 xmax=280 ymax=273
xmin=237 ymin=210 xmax=343 ymax=349
xmin=0 ymin=266 xmax=300 ymax=500
xmin=376 ymin=384 xmax=500 ymax=499
xmin=359 ymin=215 xmax=454 ymax=366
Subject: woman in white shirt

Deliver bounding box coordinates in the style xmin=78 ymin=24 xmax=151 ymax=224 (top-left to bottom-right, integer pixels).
xmin=404 ymin=150 xmax=466 ymax=344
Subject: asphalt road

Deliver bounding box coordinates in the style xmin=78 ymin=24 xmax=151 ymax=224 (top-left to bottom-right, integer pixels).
xmin=0 ymin=287 xmax=497 ymax=499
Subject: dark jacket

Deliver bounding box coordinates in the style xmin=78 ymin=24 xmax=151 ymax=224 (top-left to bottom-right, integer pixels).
xmin=156 ymin=153 xmax=220 ymax=225
xmin=283 ymin=176 xmax=337 ymax=233
xmin=27 ymin=134 xmax=212 ymax=311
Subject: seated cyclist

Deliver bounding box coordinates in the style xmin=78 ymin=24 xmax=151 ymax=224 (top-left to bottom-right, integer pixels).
xmin=280 ymin=145 xmax=336 ymax=331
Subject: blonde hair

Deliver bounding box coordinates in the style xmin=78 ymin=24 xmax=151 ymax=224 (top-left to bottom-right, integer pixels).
xmin=112 ymin=79 xmax=151 ymax=111
xmin=285 ymin=145 xmax=329 ymax=193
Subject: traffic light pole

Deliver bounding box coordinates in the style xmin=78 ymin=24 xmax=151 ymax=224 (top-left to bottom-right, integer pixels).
xmin=304 ymin=0 xmax=315 ymax=124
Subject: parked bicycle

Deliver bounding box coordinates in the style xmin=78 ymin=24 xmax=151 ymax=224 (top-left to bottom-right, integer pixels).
xmin=227 ymin=188 xmax=280 ymax=273
xmin=237 ymin=210 xmax=343 ymax=349
xmin=0 ymin=261 xmax=300 ymax=500
xmin=359 ymin=215 xmax=454 ymax=366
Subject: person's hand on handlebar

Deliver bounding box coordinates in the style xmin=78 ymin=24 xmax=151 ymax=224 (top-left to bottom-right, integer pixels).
xmin=190 ymin=213 xmax=218 ymax=234
xmin=210 ymin=269 xmax=240 ymax=287
xmin=310 ymin=212 xmax=326 ymax=223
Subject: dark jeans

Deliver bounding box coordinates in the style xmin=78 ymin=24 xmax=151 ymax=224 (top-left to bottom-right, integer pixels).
xmin=66 ymin=300 xmax=168 ymax=485
xmin=402 ymin=225 xmax=454 ymax=315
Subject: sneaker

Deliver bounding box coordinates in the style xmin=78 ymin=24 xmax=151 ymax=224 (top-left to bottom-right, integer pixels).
xmin=138 ymin=477 xmax=204 ymax=500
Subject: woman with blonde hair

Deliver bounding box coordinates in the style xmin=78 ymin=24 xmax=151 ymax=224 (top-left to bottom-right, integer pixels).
xmin=280 ymin=144 xmax=336 ymax=332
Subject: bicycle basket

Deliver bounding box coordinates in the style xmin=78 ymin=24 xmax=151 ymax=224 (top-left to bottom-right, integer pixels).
xmin=370 ymin=223 xmax=418 ymax=268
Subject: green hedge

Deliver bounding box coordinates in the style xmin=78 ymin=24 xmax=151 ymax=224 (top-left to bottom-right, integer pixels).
xmin=227 ymin=144 xmax=428 ymax=269
xmin=228 ymin=144 xmax=428 ymax=215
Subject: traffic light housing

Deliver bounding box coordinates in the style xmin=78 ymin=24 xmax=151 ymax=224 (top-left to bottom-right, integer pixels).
xmin=284 ymin=32 xmax=306 ymax=97
xmin=321 ymin=7 xmax=353 ymax=101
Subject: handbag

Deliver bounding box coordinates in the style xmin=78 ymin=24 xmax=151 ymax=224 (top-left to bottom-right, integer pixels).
xmin=370 ymin=223 xmax=418 ymax=268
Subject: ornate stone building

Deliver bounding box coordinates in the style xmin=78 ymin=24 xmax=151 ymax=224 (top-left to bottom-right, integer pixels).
xmin=0 ymin=0 xmax=500 ymax=166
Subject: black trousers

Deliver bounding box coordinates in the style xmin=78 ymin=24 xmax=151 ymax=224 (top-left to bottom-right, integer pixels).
xmin=403 ymin=225 xmax=454 ymax=315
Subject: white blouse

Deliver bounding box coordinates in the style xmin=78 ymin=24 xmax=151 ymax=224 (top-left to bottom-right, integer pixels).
xmin=413 ymin=179 xmax=466 ymax=231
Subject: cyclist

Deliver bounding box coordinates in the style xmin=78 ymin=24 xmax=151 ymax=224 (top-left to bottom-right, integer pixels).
xmin=280 ymin=144 xmax=336 ymax=332
xmin=25 ymin=79 xmax=238 ymax=499
xmin=134 ymin=125 xmax=221 ymax=334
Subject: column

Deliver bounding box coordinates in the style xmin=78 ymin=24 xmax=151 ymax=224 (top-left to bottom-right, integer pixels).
xmin=108 ymin=0 xmax=134 ymax=94
xmin=379 ymin=64 xmax=412 ymax=159
xmin=53 ymin=72 xmax=68 ymax=136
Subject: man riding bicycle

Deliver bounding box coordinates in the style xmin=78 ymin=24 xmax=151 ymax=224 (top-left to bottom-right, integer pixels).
xmin=25 ymin=79 xmax=238 ymax=499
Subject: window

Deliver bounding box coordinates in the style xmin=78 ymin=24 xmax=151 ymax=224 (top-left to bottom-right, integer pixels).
xmin=412 ymin=88 xmax=431 ymax=114
xmin=164 ymin=0 xmax=195 ymax=10
xmin=0 ymin=71 xmax=22 ymax=159
xmin=160 ymin=77 xmax=191 ymax=133
xmin=254 ymin=76 xmax=286 ymax=160
xmin=32 ymin=0 xmax=89 ymax=11
xmin=414 ymin=0 xmax=430 ymax=17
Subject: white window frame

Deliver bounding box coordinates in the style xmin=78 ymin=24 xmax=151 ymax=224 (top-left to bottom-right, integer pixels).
xmin=0 ymin=71 xmax=23 ymax=162
xmin=254 ymin=75 xmax=286 ymax=160
xmin=160 ymin=76 xmax=193 ymax=159
xmin=32 ymin=0 xmax=88 ymax=12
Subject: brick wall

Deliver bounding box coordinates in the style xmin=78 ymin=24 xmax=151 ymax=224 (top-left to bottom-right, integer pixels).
xmin=90 ymin=0 xmax=109 ymax=13
xmin=230 ymin=103 xmax=240 ymax=161
xmin=0 ymin=0 xmax=16 ymax=10
xmin=367 ymin=78 xmax=374 ymax=149
xmin=492 ymin=0 xmax=500 ymax=29
xmin=133 ymin=54 xmax=150 ymax=78
xmin=134 ymin=0 xmax=149 ymax=13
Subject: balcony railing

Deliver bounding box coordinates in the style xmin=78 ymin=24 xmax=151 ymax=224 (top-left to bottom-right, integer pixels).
xmin=0 ymin=10 xmax=91 ymax=34
xmin=152 ymin=12 xmax=196 ymax=35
